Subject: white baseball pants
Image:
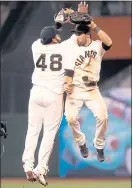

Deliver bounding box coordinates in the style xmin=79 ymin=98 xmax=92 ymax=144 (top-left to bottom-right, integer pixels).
xmin=22 ymin=85 xmax=63 ymax=175
xmin=65 ymin=86 xmax=108 ymax=149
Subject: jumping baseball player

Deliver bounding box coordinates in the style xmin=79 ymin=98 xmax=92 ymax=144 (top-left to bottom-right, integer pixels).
xmin=54 ymin=2 xmax=112 ymax=162
xmin=22 ymin=24 xmax=80 ymax=186
xmin=64 ymin=20 xmax=112 ymax=162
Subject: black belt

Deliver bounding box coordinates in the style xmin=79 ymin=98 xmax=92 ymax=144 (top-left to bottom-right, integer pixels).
xmin=82 ymin=76 xmax=97 ymax=87
xmin=84 ymin=81 xmax=97 ymax=87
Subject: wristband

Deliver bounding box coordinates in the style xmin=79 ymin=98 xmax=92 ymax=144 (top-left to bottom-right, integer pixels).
xmin=64 ymin=69 xmax=74 ymax=77
xmin=94 ymin=26 xmax=101 ymax=33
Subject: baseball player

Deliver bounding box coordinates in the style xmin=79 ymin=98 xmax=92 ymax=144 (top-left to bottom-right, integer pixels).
xmin=22 ymin=24 xmax=79 ymax=186
xmin=54 ymin=2 xmax=112 ymax=162
xmin=64 ymin=21 xmax=112 ymax=162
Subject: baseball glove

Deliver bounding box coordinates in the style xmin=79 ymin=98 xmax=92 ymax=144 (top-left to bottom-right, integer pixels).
xmin=54 ymin=8 xmax=74 ymax=25
xmin=69 ymin=12 xmax=93 ymax=25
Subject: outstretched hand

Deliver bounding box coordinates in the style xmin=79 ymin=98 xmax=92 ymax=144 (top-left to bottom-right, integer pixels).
xmin=78 ymin=1 xmax=88 ymax=13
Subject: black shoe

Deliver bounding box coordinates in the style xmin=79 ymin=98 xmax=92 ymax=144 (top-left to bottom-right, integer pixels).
xmin=96 ymin=149 xmax=105 ymax=162
xmin=79 ymin=143 xmax=89 ymax=158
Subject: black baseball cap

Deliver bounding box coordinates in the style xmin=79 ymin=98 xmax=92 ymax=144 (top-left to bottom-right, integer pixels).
xmin=40 ymin=26 xmax=59 ymax=44
xmin=71 ymin=24 xmax=90 ymax=35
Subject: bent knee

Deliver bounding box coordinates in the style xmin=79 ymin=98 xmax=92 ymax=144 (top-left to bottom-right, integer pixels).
xmin=96 ymin=109 xmax=108 ymax=122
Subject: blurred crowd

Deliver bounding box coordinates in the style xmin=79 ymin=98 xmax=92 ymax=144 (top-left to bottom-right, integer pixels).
xmin=0 ymin=1 xmax=131 ymax=27
xmin=51 ymin=1 xmax=131 ymax=16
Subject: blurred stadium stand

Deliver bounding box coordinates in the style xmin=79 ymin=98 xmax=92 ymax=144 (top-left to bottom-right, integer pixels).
xmin=101 ymin=65 xmax=131 ymax=90
xmin=0 ymin=1 xmax=131 ymax=54
xmin=0 ymin=2 xmax=40 ymax=53
xmin=50 ymin=1 xmax=131 ymax=16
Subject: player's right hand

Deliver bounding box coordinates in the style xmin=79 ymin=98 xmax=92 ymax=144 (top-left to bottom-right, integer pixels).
xmin=78 ymin=1 xmax=88 ymax=13
xmin=54 ymin=8 xmax=74 ymax=25
xmin=64 ymin=83 xmax=73 ymax=95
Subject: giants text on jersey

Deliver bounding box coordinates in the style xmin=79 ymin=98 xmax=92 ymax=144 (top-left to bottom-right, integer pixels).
xmin=73 ymin=40 xmax=106 ymax=90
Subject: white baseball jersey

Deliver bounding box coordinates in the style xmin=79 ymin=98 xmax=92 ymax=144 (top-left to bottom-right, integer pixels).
xmin=31 ymin=37 xmax=79 ymax=94
xmin=73 ymin=40 xmax=106 ymax=90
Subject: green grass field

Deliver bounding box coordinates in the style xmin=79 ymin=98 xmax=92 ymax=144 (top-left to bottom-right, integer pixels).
xmin=1 ymin=179 xmax=131 ymax=188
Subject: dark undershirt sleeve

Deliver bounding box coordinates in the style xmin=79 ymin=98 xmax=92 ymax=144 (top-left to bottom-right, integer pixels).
xmin=54 ymin=22 xmax=63 ymax=30
xmin=64 ymin=69 xmax=74 ymax=77
xmin=102 ymin=42 xmax=112 ymax=51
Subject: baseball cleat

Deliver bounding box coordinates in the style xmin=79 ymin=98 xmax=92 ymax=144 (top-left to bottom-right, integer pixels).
xmin=33 ymin=169 xmax=48 ymax=187
xmin=25 ymin=171 xmax=36 ymax=182
xmin=96 ymin=148 xmax=105 ymax=162
xmin=79 ymin=143 xmax=89 ymax=158
xmin=36 ymin=173 xmax=48 ymax=187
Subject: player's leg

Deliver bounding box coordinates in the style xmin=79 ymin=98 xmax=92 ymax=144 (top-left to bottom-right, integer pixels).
xmin=65 ymin=96 xmax=88 ymax=158
xmin=85 ymin=87 xmax=108 ymax=162
xmin=33 ymin=92 xmax=63 ymax=186
xmin=22 ymin=86 xmax=43 ymax=180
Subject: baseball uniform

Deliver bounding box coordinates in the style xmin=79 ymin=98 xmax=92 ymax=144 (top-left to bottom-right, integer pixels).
xmin=22 ymin=37 xmax=78 ymax=175
xmin=65 ymin=40 xmax=108 ymax=150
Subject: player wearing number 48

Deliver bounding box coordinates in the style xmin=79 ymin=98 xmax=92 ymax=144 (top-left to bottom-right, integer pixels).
xmin=22 ymin=24 xmax=80 ymax=186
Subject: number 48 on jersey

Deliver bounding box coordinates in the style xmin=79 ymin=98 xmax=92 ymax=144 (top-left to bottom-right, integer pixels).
xmin=36 ymin=54 xmax=62 ymax=71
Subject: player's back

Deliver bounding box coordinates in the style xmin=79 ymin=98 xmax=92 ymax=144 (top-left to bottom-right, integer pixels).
xmin=31 ymin=39 xmax=66 ymax=94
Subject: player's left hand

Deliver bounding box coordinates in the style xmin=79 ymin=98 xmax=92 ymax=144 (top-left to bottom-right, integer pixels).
xmin=78 ymin=1 xmax=88 ymax=13
xmin=69 ymin=12 xmax=93 ymax=25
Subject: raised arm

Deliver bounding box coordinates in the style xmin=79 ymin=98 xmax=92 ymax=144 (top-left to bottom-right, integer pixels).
xmin=88 ymin=21 xmax=112 ymax=49
xmin=78 ymin=1 xmax=112 ymax=50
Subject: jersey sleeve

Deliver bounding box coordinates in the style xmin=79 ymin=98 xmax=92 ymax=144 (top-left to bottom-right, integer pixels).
xmin=62 ymin=45 xmax=79 ymax=71
xmin=61 ymin=34 xmax=77 ymax=47
xmin=61 ymin=38 xmax=71 ymax=46
xmin=95 ymin=40 xmax=106 ymax=57
xmin=63 ymin=48 xmax=78 ymax=70
xmin=60 ymin=35 xmax=79 ymax=70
